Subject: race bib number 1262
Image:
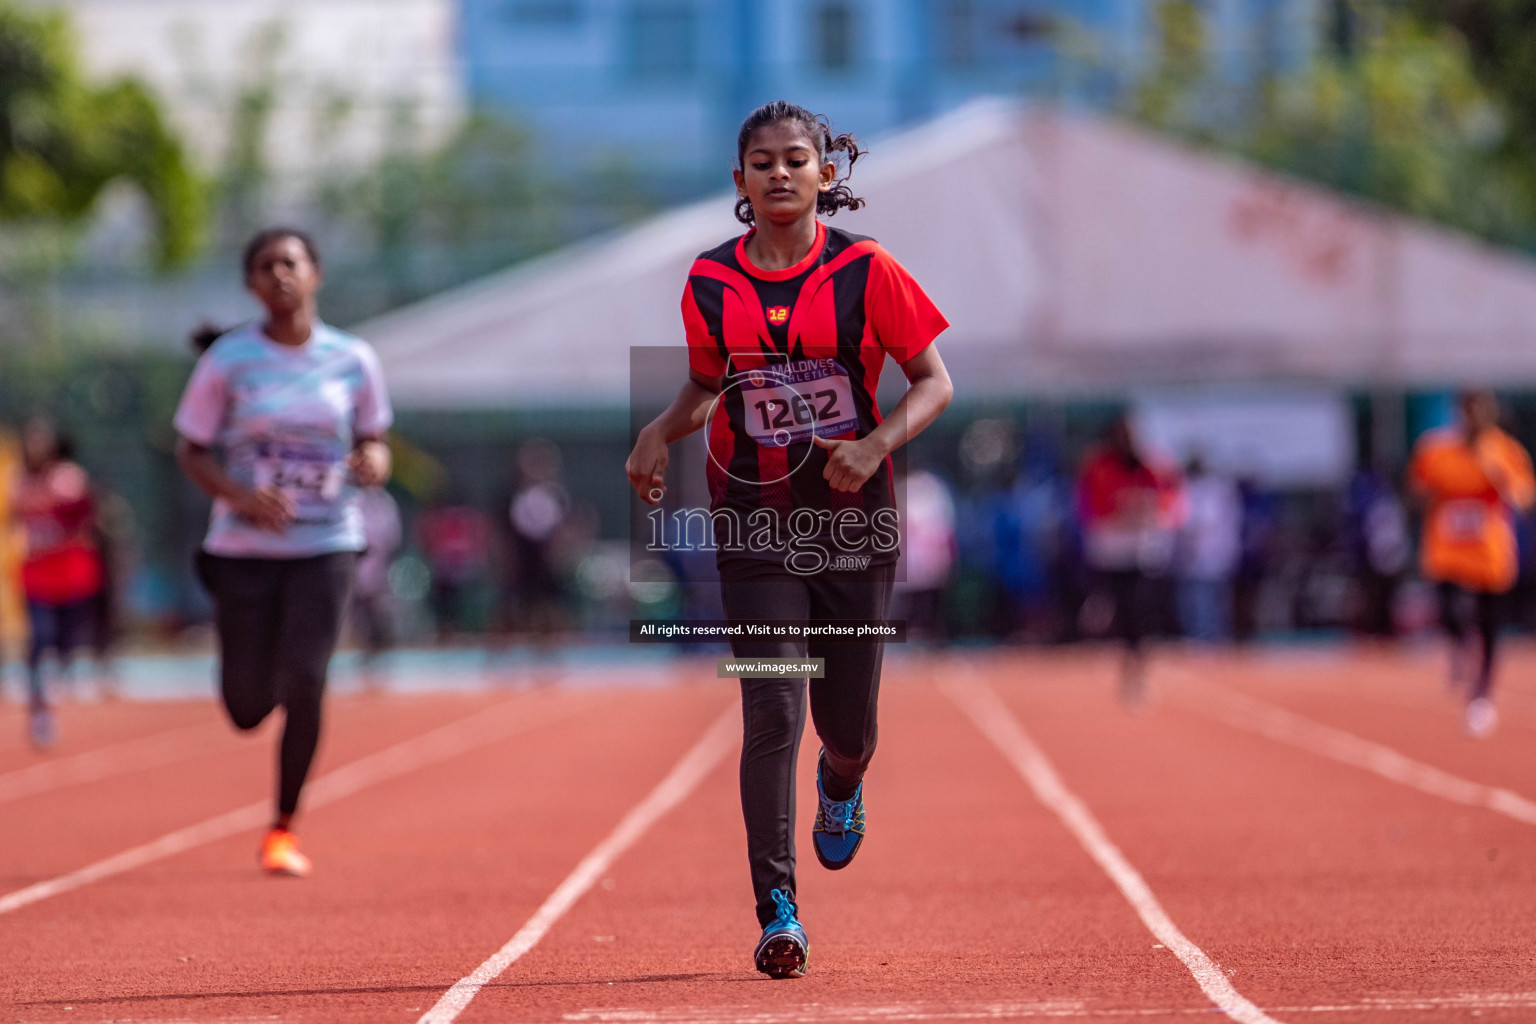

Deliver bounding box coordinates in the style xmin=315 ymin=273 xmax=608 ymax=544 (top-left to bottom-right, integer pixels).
xmin=252 ymin=443 xmax=345 ymax=505
xmin=739 ymin=359 xmax=859 ymax=447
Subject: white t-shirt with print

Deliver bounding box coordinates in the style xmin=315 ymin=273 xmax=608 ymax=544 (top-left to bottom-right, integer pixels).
xmin=173 ymin=322 xmax=393 ymax=559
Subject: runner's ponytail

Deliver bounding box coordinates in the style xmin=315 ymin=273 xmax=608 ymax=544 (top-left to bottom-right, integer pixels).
xmin=188 ymin=322 xmax=229 ymax=354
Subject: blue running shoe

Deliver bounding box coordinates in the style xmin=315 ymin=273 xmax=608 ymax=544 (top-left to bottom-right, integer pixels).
xmin=753 ymin=889 xmax=808 ymax=978
xmin=812 ymin=755 xmax=865 ymax=870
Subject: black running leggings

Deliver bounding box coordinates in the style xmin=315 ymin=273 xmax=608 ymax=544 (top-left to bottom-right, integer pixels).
xmin=197 ymin=551 xmax=356 ymax=820
xmin=1100 ymin=568 xmax=1149 ymax=653
xmin=25 ymin=598 xmax=93 ymax=709
xmin=719 ymin=562 xmax=894 ymax=927
xmin=1437 ymin=582 xmax=1503 ymax=702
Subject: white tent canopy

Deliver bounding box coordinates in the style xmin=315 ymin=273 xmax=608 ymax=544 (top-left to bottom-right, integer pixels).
xmin=360 ymin=98 xmax=1536 ymax=410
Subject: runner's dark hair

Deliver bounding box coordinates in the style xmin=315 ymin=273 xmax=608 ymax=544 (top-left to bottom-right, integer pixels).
xmin=241 ymin=227 xmax=322 ymax=281
xmin=734 ymin=101 xmax=865 ymax=225
xmin=188 ymin=322 xmax=228 ymax=353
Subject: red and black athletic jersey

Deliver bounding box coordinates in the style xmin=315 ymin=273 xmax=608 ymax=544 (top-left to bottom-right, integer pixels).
xmin=683 ymin=221 xmax=948 ymax=567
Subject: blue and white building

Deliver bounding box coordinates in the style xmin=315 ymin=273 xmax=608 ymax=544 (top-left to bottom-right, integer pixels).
xmin=459 ymin=0 xmax=1321 ymax=194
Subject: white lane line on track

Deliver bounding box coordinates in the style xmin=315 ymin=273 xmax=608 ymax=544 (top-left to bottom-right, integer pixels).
xmin=0 ymin=693 xmax=583 ymax=917
xmin=417 ymin=702 xmax=739 ymax=1024
xmin=1164 ymin=669 xmax=1536 ymax=826
xmin=558 ymin=991 xmax=1536 ymax=1020
xmin=1176 ymin=657 xmax=1536 ymax=731
xmin=939 ymin=674 xmax=1287 ymax=1024
xmin=0 ymin=722 xmax=231 ymax=805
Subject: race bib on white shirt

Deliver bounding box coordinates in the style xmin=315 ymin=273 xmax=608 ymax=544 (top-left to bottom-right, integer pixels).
xmin=738 ymin=358 xmax=858 ymax=447
xmin=252 ymin=441 xmax=346 ymax=507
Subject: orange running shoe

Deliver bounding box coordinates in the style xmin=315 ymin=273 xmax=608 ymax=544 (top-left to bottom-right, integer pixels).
xmin=259 ymin=828 xmax=312 ymax=877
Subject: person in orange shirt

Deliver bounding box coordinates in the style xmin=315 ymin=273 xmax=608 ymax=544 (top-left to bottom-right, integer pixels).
xmin=1408 ymin=390 xmax=1535 ymax=737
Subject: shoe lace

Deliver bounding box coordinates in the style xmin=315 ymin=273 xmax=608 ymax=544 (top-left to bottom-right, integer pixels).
xmin=769 ymin=888 xmax=798 ymax=925
xmin=819 ymin=790 xmax=859 ymax=835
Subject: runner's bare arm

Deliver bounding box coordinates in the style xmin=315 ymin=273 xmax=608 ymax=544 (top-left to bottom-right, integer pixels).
xmin=175 ymin=437 xmax=294 ymax=532
xmin=349 ymin=436 xmax=392 ymax=488
xmin=625 ymin=370 xmax=722 ymax=505
xmin=814 ymin=345 xmax=953 ymax=493
xmin=1508 ymin=443 xmax=1536 ymax=512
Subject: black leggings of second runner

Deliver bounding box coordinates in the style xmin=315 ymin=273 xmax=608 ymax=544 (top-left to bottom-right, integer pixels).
xmin=720 ymin=563 xmax=894 ymax=927
xmin=1438 ymin=582 xmax=1503 ymax=701
xmin=197 ymin=551 xmax=356 ymax=818
xmin=1099 ymin=569 xmax=1149 ymax=652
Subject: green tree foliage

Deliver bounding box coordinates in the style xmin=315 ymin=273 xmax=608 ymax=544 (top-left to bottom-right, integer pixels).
xmin=316 ymin=110 xmax=647 ymax=314
xmin=215 ymin=20 xmax=284 ymax=246
xmin=1250 ymin=12 xmax=1526 ymax=242
xmin=1129 ymin=0 xmax=1532 ymax=247
xmin=1132 ymin=0 xmax=1211 ymax=134
xmin=0 ymin=2 xmax=203 ymax=267
xmin=341 ymin=112 xmax=557 ymax=264
xmin=1404 ymin=0 xmax=1536 ymax=221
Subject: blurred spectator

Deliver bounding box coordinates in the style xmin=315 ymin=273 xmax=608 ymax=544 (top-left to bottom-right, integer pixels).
xmin=506 ymin=440 xmax=572 ymax=639
xmin=353 ymin=486 xmax=403 ymax=672
xmin=980 ymin=437 xmax=1074 ymax=641
xmin=1176 ymin=456 xmax=1242 ymax=643
xmin=894 ymin=467 xmax=957 ymax=642
xmin=1344 ymin=466 xmax=1410 ymax=637
xmin=9 ymin=419 xmax=104 ymax=748
xmin=85 ymin=487 xmax=137 ymax=698
xmin=974 ymin=472 xmax=1027 ymax=639
xmin=1077 ymin=417 xmax=1183 ymax=704
xmin=1513 ymin=505 xmax=1536 ymax=631
xmin=0 ymin=428 xmax=25 ymax=666
xmin=417 ymin=496 xmax=491 ymax=641
xmin=1234 ymin=476 xmax=1281 ymax=642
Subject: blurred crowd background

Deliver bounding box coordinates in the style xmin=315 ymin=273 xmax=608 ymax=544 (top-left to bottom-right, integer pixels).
xmin=6 ymin=0 xmax=1536 ymax=667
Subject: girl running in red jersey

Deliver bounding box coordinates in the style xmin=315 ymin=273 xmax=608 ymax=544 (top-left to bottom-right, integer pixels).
xmin=174 ymin=228 xmax=393 ymax=876
xmin=626 ymin=101 xmax=953 ymax=978
xmin=10 ymin=418 xmax=105 ymax=748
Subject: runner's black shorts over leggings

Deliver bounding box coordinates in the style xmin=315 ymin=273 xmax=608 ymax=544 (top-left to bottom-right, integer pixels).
xmin=719 ymin=562 xmax=895 ymax=927
xmin=196 ymin=551 xmax=356 ymax=818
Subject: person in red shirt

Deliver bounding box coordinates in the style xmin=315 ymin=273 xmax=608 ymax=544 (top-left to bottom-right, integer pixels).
xmin=417 ymin=499 xmax=491 ymax=641
xmin=626 ymin=101 xmax=952 ymax=979
xmin=1077 ymin=417 xmax=1183 ymax=707
xmin=9 ymin=418 xmax=104 ymax=748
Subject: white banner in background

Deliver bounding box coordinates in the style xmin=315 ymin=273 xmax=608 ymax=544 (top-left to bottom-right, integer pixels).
xmin=1133 ymin=388 xmax=1354 ymax=488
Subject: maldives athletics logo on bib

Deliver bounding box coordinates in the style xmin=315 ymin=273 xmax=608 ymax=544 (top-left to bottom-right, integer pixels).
xmin=766 ymin=305 xmax=789 ymax=325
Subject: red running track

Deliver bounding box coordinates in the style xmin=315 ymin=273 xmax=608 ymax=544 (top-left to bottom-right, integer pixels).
xmin=4 ymin=645 xmax=1536 ymax=1022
